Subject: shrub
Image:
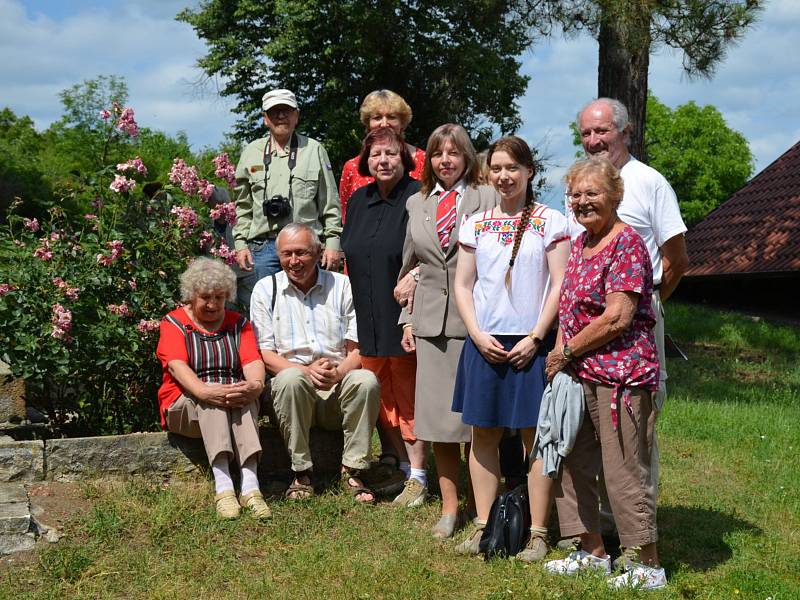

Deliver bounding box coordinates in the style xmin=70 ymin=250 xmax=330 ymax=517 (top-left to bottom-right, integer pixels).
xmin=0 ymin=106 xmax=238 ymax=435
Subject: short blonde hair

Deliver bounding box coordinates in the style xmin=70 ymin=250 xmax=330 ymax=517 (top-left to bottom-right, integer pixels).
xmin=359 ymin=90 xmax=412 ymax=131
xmin=179 ymin=257 xmax=236 ymax=303
xmin=564 ymin=157 xmax=624 ymax=209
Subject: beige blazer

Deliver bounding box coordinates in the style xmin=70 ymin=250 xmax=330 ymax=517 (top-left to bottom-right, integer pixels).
xmin=400 ymin=184 xmax=499 ymax=338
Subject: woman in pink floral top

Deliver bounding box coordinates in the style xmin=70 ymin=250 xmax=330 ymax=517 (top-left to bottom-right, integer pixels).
xmin=543 ymin=157 xmax=666 ymax=590
xmin=338 ymin=90 xmax=425 ymax=221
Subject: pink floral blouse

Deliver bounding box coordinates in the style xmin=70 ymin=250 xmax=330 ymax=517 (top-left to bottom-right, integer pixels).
xmin=559 ymin=225 xmax=659 ymax=429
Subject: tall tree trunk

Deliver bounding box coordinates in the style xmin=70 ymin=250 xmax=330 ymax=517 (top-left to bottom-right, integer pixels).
xmin=597 ymin=5 xmax=651 ymax=163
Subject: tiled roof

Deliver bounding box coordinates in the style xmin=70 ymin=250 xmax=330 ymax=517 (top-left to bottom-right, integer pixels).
xmin=685 ymin=140 xmax=800 ymax=277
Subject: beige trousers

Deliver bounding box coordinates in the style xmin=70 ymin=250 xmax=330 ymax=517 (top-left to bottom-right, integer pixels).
xmin=270 ymin=367 xmax=380 ymax=473
xmin=165 ymin=394 xmax=261 ymax=466
xmin=556 ymin=382 xmax=658 ymax=548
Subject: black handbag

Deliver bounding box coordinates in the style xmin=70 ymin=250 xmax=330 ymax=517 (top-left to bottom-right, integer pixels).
xmin=478 ymin=482 xmax=531 ymax=559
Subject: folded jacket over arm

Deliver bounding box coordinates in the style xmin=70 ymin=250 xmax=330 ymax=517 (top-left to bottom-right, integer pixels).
xmin=532 ymin=370 xmax=585 ymax=478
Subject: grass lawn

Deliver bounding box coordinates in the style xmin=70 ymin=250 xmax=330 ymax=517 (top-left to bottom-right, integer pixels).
xmin=1 ymin=301 xmax=798 ymax=599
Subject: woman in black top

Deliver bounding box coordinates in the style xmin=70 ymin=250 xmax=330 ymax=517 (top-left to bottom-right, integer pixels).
xmin=341 ymin=126 xmax=428 ymax=507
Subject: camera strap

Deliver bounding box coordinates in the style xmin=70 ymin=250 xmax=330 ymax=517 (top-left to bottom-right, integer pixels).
xmin=262 ymin=132 xmax=299 ymax=214
xmin=262 ymin=132 xmax=299 ymax=177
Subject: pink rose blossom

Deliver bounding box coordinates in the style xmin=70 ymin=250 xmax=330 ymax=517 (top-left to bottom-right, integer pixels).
xmin=116 ymin=156 xmax=148 ymax=177
xmin=128 ymin=278 xmax=137 ymax=290
xmin=212 ymin=152 xmax=236 ymax=187
xmin=168 ymin=158 xmax=214 ymax=199
xmin=0 ymin=283 xmax=16 ymax=296
xmin=116 ymin=107 xmax=139 ymax=137
xmin=110 ymin=175 xmax=136 ymax=194
xmin=53 ymin=277 xmax=80 ymax=301
xmin=137 ymin=319 xmax=160 ymax=334
xmin=170 ymin=205 xmax=199 ymax=231
xmin=107 ymin=303 xmax=131 ymax=317
xmin=199 ymin=231 xmax=214 ymax=249
xmin=96 ymin=240 xmax=125 ymax=266
xmin=100 ymin=109 xmax=111 ymax=120
xmin=51 ymin=303 xmax=73 ymax=341
xmin=199 ymin=181 xmax=216 ymax=202
xmin=210 ymin=242 xmax=237 ymax=265
xmin=33 ymin=240 xmax=54 ymax=261
xmin=23 ymin=218 xmax=40 ymax=232
xmin=84 ymin=214 xmax=98 ymax=220
xmin=210 ymin=201 xmax=237 ymax=225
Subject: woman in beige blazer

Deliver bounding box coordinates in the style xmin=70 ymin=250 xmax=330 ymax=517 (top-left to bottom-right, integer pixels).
xmin=395 ymin=123 xmax=498 ymax=538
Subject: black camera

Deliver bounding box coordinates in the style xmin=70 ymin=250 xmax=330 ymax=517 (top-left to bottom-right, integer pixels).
xmin=263 ymin=194 xmax=291 ymax=218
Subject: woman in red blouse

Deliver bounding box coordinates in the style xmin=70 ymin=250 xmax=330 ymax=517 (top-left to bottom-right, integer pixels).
xmin=338 ymin=90 xmax=425 ymax=220
xmin=157 ymin=257 xmax=270 ymax=521
xmin=543 ymin=158 xmax=666 ymax=590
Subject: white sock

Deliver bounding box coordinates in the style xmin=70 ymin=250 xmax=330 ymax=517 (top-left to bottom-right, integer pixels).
xmin=240 ymin=457 xmax=260 ymax=496
xmin=212 ymin=457 xmax=234 ymax=495
xmin=410 ymin=467 xmax=427 ymax=488
xmin=399 ymin=461 xmax=411 ymax=479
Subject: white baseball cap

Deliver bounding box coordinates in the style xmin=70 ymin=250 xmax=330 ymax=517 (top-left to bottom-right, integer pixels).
xmin=262 ymin=89 xmax=298 ymax=112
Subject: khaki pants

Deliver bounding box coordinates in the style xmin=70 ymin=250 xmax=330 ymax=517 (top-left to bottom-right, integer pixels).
xmin=165 ymin=395 xmax=261 ymax=466
xmin=555 ymin=382 xmax=658 ymax=548
xmin=598 ymin=291 xmax=666 ymax=531
xmin=270 ymin=367 xmax=380 ymax=473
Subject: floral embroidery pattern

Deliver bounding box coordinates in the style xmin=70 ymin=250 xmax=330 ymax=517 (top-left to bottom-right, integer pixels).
xmin=473 ymin=216 xmax=546 ymax=245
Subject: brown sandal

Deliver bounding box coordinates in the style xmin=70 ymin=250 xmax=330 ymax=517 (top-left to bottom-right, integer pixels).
xmin=341 ymin=469 xmax=375 ymax=504
xmin=284 ymin=471 xmax=314 ymax=500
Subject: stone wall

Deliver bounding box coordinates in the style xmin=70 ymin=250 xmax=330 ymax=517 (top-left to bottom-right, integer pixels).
xmin=0 ymin=425 xmax=343 ymax=484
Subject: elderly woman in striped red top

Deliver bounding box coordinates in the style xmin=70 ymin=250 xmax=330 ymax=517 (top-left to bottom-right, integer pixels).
xmin=156 ymin=257 xmax=270 ymax=520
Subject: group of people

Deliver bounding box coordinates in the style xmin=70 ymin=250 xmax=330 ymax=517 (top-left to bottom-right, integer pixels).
xmin=156 ymin=87 xmax=688 ymax=591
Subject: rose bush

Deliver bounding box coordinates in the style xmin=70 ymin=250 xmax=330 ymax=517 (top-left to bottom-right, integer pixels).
xmin=0 ymin=106 xmax=237 ymax=436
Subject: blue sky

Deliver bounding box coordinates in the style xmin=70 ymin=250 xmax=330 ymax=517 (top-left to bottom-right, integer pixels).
xmin=3 ymin=0 xmax=799 ymax=204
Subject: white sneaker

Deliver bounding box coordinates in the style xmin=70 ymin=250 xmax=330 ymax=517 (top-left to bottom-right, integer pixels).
xmin=608 ymin=563 xmax=667 ymax=590
xmin=544 ymin=550 xmax=611 ymax=575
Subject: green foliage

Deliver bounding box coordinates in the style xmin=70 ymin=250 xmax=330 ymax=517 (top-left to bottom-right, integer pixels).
xmin=178 ymin=0 xmax=532 ymax=169
xmin=0 ymin=108 xmax=52 ymax=221
xmin=645 ymin=92 xmax=754 ymax=225
xmin=0 ymin=130 xmax=236 ymax=436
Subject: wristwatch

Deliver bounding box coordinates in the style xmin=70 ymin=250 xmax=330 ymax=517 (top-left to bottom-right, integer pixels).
xmin=528 ymin=332 xmax=542 ymax=345
xmin=562 ymin=344 xmax=574 ymax=361
xmin=411 ymin=269 xmax=420 ymax=282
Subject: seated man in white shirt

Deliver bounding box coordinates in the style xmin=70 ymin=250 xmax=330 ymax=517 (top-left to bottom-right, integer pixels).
xmin=250 ymin=223 xmax=380 ymax=503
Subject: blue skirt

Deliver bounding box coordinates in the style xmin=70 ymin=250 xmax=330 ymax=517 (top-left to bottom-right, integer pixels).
xmin=451 ymin=335 xmax=547 ymax=429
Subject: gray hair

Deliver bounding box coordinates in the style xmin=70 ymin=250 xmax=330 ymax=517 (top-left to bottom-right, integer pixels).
xmin=179 ymin=257 xmax=236 ymax=303
xmin=577 ymin=98 xmax=630 ymax=132
xmin=276 ymin=222 xmax=322 ymax=252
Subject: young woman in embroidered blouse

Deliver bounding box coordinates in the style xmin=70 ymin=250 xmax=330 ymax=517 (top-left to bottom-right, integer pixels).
xmin=157 ymin=258 xmax=270 ymax=521
xmin=542 ymin=158 xmax=665 ymax=589
xmin=338 ymin=90 xmax=425 ymax=220
xmin=451 ymin=136 xmax=570 ymax=555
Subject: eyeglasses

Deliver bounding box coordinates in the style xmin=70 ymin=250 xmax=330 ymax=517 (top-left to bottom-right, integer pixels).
xmin=567 ymin=190 xmax=603 ymax=202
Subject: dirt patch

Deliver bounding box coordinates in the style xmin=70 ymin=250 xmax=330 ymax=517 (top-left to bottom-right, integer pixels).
xmin=27 ymin=481 xmax=94 ymax=531
xmin=0 ymin=482 xmax=94 ymax=569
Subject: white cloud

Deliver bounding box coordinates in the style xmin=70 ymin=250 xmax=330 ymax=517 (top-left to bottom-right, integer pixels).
xmin=0 ymin=0 xmax=236 ymax=149
xmin=2 ymin=0 xmax=798 ymax=180
xmin=515 ymin=2 xmax=800 ymax=206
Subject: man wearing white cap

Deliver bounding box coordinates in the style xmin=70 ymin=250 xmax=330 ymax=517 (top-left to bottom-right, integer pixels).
xmin=233 ymin=88 xmax=342 ymax=306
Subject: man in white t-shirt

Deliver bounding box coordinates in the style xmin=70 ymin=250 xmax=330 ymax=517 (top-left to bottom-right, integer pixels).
xmin=566 ymin=97 xmax=689 ymax=407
